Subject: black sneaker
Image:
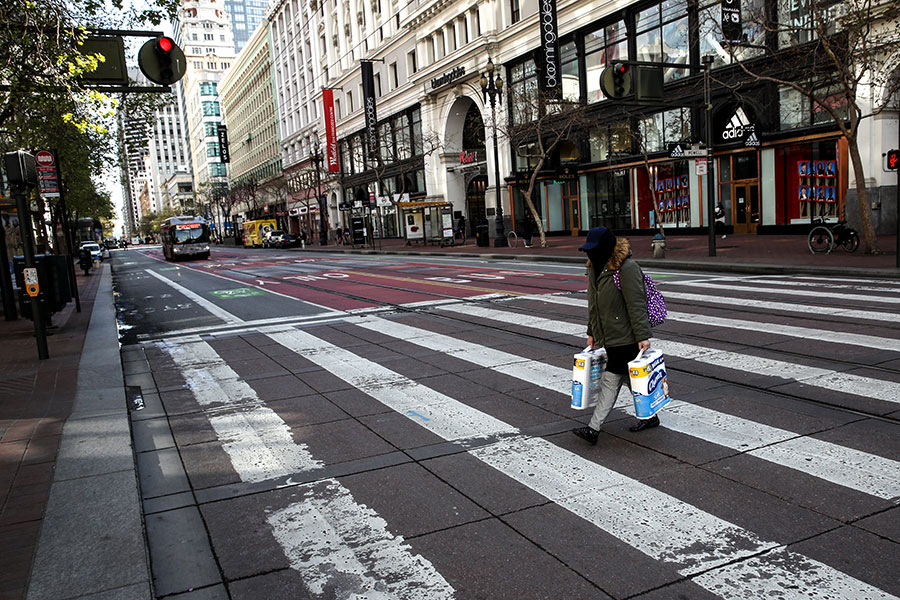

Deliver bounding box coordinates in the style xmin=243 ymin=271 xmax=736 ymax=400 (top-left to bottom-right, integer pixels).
xmin=572 ymin=426 xmax=599 ymax=445
xmin=629 ymin=415 xmax=660 ymax=432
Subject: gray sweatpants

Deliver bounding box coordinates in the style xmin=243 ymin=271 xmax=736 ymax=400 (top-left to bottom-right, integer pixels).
xmin=588 ymin=370 xmax=632 ymax=431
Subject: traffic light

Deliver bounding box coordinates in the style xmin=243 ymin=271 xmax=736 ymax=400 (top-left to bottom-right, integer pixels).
xmin=599 ymin=62 xmax=632 ymax=99
xmin=138 ymin=36 xmax=186 ymax=86
xmin=888 ymin=149 xmax=900 ymax=171
xmin=613 ymin=63 xmax=630 ymax=97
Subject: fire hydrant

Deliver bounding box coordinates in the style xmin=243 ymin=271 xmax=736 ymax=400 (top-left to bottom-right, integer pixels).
xmin=651 ymin=233 xmax=666 ymax=258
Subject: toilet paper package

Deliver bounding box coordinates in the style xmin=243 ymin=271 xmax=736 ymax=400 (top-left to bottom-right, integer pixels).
xmin=627 ymin=348 xmax=670 ymax=419
xmin=571 ymin=347 xmax=607 ymax=410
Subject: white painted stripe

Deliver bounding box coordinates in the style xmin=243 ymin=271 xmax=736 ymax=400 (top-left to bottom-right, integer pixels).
xmin=664 ymin=290 xmax=900 ymax=323
xmin=161 ymin=338 xmax=322 ymax=481
xmin=353 ymin=315 xmax=900 ymax=499
xmin=268 ymin=479 xmax=455 ymax=599
xmin=436 ymin=302 xmax=900 ymax=406
xmin=263 ymin=325 xmax=897 ymax=598
xmin=146 ymin=269 xmax=243 ymax=325
xmin=163 ymin=337 xmax=454 ymax=597
xmin=525 ymin=294 xmax=900 ymax=352
xmin=745 ymin=276 xmax=900 ymax=290
xmin=263 ymin=327 xmax=517 ymax=441
xmin=693 ymin=546 xmax=896 ymax=600
xmin=673 ymin=280 xmax=900 ymax=305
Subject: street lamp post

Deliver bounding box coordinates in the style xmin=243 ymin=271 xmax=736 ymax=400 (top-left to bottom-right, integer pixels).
xmin=480 ymin=58 xmax=508 ymax=247
xmin=312 ymin=140 xmax=327 ymax=245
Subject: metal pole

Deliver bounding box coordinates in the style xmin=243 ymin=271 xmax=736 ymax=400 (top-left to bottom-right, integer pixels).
xmin=13 ymin=187 xmax=49 ymax=359
xmin=703 ymin=55 xmax=716 ymax=258
xmin=315 ymin=148 xmax=327 ymax=246
xmin=55 ymin=153 xmax=81 ymax=313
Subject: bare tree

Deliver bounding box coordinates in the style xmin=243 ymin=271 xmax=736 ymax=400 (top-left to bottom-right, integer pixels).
xmin=720 ymin=0 xmax=900 ymax=253
xmin=496 ymin=89 xmax=594 ymax=248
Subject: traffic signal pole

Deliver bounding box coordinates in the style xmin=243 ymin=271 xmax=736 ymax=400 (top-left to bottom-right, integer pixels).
xmin=12 ymin=186 xmax=49 ymax=359
xmin=703 ymin=56 xmax=717 ymax=258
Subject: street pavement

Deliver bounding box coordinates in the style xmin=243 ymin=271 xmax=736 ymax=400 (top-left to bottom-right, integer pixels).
xmin=1 ymin=234 xmax=899 ymax=600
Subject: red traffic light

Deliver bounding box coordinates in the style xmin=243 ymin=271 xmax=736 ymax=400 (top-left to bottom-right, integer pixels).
xmin=888 ymin=149 xmax=900 ymax=170
xmin=156 ymin=36 xmax=173 ymax=53
xmin=615 ymin=63 xmax=628 ymax=74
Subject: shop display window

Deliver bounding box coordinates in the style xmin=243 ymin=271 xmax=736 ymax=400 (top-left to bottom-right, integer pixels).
xmin=647 ymin=161 xmax=690 ymax=227
xmin=585 ymin=169 xmax=632 ymax=230
xmin=776 ymin=140 xmax=838 ymax=223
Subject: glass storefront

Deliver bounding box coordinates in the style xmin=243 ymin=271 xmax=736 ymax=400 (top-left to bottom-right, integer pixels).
xmin=584 ymin=170 xmax=632 ymax=230
xmin=775 ymin=140 xmax=839 ymax=224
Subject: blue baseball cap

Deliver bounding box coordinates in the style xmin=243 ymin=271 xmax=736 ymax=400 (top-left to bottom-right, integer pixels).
xmin=579 ymin=226 xmax=613 ymax=251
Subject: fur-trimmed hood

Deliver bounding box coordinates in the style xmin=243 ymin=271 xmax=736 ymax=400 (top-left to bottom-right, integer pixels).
xmin=585 ymin=237 xmax=632 ymax=273
xmin=606 ymin=238 xmax=631 ymax=271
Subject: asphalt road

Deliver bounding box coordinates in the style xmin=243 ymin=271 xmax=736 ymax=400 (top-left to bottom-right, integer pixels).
xmin=112 ymin=245 xmax=900 ymax=600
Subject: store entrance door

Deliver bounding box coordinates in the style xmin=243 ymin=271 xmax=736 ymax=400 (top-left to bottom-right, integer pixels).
xmin=732 ymin=183 xmax=759 ymax=234
xmin=561 ymin=180 xmax=580 ymax=235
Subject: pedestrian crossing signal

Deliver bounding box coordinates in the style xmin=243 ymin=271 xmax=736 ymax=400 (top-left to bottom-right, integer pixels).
xmin=888 ymin=149 xmax=899 ymax=171
xmin=138 ymin=36 xmax=185 ymax=86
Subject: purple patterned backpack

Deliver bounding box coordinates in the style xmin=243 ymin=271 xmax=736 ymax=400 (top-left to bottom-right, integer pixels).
xmin=613 ymin=270 xmax=667 ymax=327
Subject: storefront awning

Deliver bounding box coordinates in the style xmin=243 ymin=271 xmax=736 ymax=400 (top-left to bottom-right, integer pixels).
xmin=398 ymin=201 xmax=451 ymax=210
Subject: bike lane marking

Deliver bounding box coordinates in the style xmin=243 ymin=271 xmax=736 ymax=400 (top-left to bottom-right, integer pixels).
xmin=146 ymin=270 xmax=243 ymax=325
xmin=263 ymin=323 xmax=897 ymax=598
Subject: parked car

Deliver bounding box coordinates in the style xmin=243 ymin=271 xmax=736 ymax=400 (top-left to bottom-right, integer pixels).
xmin=277 ymin=233 xmax=298 ymax=249
xmin=263 ymin=230 xmax=285 ymax=248
xmin=81 ymin=243 xmax=102 ymax=261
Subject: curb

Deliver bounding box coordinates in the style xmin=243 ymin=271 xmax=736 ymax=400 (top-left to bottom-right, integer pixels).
xmin=26 ymin=264 xmax=152 ymax=600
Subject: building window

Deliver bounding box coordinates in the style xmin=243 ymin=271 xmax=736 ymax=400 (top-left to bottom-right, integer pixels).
xmin=204 ymin=122 xmax=217 ymax=137
xmin=510 ymin=0 xmax=520 ymax=24
xmin=202 ymin=101 xmax=220 ymax=116
xmin=560 ymin=40 xmax=579 ymax=102
xmin=408 ymin=50 xmax=417 ymax=74
xmin=206 ymin=142 xmax=220 ymax=157
xmin=209 ymin=163 xmax=227 ymax=177
xmin=509 ymin=58 xmax=537 ymax=125
xmin=585 ymin=19 xmax=627 ymax=104
xmin=199 ymin=81 xmax=217 ymax=95
xmin=389 ymin=62 xmax=398 ymax=89
xmin=347 ymin=91 xmax=354 ymax=113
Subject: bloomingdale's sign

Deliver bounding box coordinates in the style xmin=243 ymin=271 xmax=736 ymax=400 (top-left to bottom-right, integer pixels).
xmin=430 ymin=66 xmax=465 ymax=91
xmin=539 ymin=0 xmax=560 ymax=92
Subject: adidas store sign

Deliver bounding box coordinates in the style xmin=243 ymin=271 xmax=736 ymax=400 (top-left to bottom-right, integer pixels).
xmin=721 ymin=108 xmax=755 ymax=143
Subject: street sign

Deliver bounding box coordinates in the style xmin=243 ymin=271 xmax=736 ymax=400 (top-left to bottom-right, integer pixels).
xmin=23 ymin=267 xmax=39 ymax=297
xmin=695 ymin=158 xmax=708 ymax=175
xmin=669 ymin=144 xmax=708 ymax=158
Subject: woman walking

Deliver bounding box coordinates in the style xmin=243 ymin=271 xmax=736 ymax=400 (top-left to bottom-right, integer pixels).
xmin=572 ymin=226 xmax=659 ymax=445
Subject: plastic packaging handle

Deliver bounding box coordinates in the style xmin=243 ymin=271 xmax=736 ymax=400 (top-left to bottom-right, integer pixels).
xmin=583 ymin=346 xmax=594 ymax=353
xmin=634 ymin=348 xmax=645 ymax=361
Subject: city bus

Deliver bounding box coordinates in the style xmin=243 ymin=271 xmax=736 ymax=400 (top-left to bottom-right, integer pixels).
xmin=160 ymin=216 xmax=211 ymax=260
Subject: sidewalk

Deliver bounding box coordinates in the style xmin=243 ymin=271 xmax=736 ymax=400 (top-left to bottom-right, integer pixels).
xmin=298 ymin=231 xmax=900 ymax=277
xmin=1 ymin=232 xmax=898 ymax=599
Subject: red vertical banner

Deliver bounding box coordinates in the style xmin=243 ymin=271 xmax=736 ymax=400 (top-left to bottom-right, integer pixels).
xmin=323 ymin=89 xmax=339 ymax=173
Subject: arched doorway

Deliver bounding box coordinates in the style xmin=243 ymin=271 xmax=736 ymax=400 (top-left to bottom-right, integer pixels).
xmin=466 ymin=175 xmax=487 ymax=234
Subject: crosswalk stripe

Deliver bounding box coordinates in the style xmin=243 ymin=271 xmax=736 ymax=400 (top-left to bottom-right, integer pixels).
xmin=663 ymin=290 xmax=900 ymax=323
xmin=528 ymin=294 xmax=900 ymax=352
xmin=260 ymin=324 xmax=897 ymax=599
xmin=161 ymin=338 xmax=322 ymax=481
xmin=160 ymin=337 xmax=454 ymax=597
xmin=672 ymin=280 xmax=900 ymax=304
xmin=436 ymin=302 xmax=900 ymax=406
xmin=268 ymin=480 xmax=455 ymax=599
xmin=352 ymin=315 xmax=900 ymax=499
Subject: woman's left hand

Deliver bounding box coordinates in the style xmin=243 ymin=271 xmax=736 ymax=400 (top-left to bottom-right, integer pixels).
xmin=638 ymin=340 xmax=651 ymax=353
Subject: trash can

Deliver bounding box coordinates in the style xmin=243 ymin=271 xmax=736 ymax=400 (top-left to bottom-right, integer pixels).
xmin=476 ymin=225 xmax=490 ymax=247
